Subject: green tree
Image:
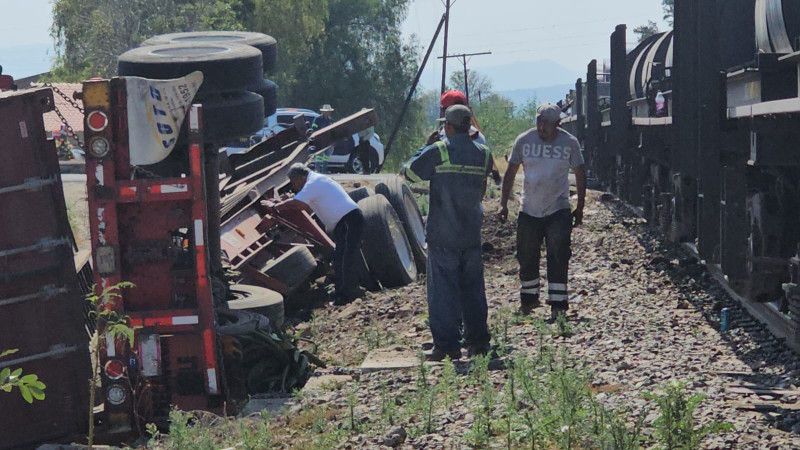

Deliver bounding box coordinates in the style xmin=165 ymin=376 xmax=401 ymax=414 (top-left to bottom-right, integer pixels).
xmin=472 ymin=94 xmax=536 ymax=157
xmin=288 ymin=0 xmax=423 ymax=169
xmin=50 ymin=0 xmax=245 ymax=79
xmin=243 ymin=0 xmax=329 ymax=94
xmin=634 ymin=20 xmax=660 ymax=43
xmin=447 ymin=69 xmax=494 ymax=105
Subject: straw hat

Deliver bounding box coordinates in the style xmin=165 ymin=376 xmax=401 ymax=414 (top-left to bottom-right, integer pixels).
xmin=320 ymin=104 xmax=334 ymax=112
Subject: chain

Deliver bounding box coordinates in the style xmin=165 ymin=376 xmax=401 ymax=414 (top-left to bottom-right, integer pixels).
xmin=52 ymin=104 xmax=84 ymax=148
xmin=43 ymin=83 xmax=85 ymax=149
xmin=44 ymin=83 xmax=85 ymax=113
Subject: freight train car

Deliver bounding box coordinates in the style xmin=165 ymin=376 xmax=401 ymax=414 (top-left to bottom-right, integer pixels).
xmin=562 ymin=0 xmax=800 ymax=349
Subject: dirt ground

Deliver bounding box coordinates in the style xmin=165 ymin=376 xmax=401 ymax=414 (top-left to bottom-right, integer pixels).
xmin=250 ymin=184 xmax=800 ymax=449
xmin=66 ymin=173 xmax=800 ymax=448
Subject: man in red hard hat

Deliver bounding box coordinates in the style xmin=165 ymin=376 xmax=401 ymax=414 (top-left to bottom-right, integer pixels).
xmin=426 ymin=90 xmax=487 ymax=146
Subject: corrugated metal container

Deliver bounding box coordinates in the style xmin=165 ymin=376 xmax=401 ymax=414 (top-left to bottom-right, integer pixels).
xmin=0 ymin=88 xmax=91 ymax=449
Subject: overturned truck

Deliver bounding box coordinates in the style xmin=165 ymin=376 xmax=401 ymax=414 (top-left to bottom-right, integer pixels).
xmin=0 ymin=31 xmax=427 ymax=447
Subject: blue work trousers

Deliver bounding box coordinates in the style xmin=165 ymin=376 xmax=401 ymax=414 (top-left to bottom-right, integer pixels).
xmin=426 ymin=245 xmax=490 ymax=352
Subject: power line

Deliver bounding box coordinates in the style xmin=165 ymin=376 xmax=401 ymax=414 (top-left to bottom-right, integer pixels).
xmin=437 ymin=51 xmax=492 ymax=104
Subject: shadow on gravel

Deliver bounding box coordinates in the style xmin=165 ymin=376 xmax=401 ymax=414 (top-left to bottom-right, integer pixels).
xmin=598 ymin=194 xmax=800 ymax=429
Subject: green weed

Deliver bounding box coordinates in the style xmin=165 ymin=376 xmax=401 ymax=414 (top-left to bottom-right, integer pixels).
xmin=645 ymin=382 xmax=733 ymax=449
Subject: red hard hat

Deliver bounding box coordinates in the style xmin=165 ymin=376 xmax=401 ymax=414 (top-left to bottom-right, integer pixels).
xmin=440 ymin=90 xmax=467 ymax=108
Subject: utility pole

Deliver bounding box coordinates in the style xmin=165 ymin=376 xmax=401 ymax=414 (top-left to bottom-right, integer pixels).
xmin=440 ymin=0 xmax=451 ymax=103
xmin=437 ymin=51 xmax=491 ymax=105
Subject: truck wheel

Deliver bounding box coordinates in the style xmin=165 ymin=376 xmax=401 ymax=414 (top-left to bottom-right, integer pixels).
xmin=249 ymin=79 xmax=278 ymax=118
xmin=348 ymin=186 xmax=374 ymax=203
xmin=357 ymin=195 xmax=417 ymax=287
xmin=200 ymin=92 xmax=265 ymax=142
xmin=346 ymin=150 xmax=380 ymax=174
xmin=260 ymin=246 xmax=317 ymax=293
xmin=375 ymin=176 xmax=427 ymax=273
xmin=216 ymin=308 xmax=271 ymax=335
xmin=142 ymin=31 xmax=278 ymax=72
xmin=227 ymin=284 xmax=285 ymax=329
xmin=118 ymin=43 xmax=264 ymax=97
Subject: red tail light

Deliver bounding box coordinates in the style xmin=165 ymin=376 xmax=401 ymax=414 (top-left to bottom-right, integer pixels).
xmin=87 ymin=110 xmax=108 ymax=132
xmin=104 ymin=360 xmax=125 ymax=379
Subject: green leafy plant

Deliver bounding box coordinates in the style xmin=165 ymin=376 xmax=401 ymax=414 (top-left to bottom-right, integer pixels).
xmin=378 ymin=381 xmax=398 ymax=426
xmin=491 ymin=306 xmax=515 ymax=357
xmin=0 ymin=349 xmax=46 ymax=403
xmin=466 ymin=354 xmax=495 ymax=447
xmin=440 ymin=356 xmax=459 ymax=408
xmin=589 ymin=398 xmax=647 ymax=450
xmin=347 ymin=382 xmax=360 ymax=432
xmin=554 ymin=312 xmax=575 ymax=338
xmin=645 ymin=382 xmax=733 ymax=449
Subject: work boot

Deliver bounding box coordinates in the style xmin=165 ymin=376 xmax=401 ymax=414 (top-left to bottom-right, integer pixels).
xmin=466 ymin=343 xmax=492 ymax=358
xmin=425 ymin=347 xmax=461 ymax=362
xmin=518 ymin=298 xmax=541 ymax=315
xmin=550 ymin=302 xmax=569 ymax=321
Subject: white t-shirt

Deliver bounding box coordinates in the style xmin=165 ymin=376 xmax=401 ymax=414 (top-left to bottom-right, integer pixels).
xmin=293 ymin=172 xmax=359 ymax=230
xmin=509 ymin=128 xmax=584 ymax=218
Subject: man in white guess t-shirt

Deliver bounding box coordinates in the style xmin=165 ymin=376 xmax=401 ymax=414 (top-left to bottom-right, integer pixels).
xmin=499 ymin=103 xmax=587 ymax=320
xmin=269 ymin=164 xmax=363 ymax=305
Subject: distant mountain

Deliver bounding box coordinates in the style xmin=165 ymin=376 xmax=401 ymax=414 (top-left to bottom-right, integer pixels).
xmin=476 ymin=60 xmax=581 ymax=92
xmin=498 ymin=84 xmax=576 ymax=107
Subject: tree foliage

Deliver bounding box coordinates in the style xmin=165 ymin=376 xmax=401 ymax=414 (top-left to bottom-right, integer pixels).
xmin=634 ymin=20 xmax=660 ymax=43
xmin=447 ymin=69 xmax=494 ymax=105
xmin=663 ymin=0 xmax=674 ymax=27
xmin=49 ymin=0 xmax=424 ymax=169
xmin=1 ymin=349 xmax=47 ymax=404
xmin=50 ymin=0 xmax=245 ymax=80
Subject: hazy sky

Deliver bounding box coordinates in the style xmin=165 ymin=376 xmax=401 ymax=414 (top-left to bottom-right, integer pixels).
xmin=0 ymin=0 xmax=669 ymax=82
xmin=403 ymin=0 xmax=670 ymax=89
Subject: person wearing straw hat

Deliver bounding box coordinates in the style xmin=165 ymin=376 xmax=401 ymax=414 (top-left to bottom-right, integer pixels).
xmin=312 ymin=104 xmax=336 ymax=173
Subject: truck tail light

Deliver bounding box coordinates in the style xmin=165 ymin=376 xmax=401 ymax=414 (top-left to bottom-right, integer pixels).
xmin=106 ymin=384 xmax=127 ymax=405
xmin=104 ymin=360 xmax=125 ymax=379
xmin=89 ymin=137 xmax=110 ymax=158
xmin=87 ymin=110 xmax=109 ymax=132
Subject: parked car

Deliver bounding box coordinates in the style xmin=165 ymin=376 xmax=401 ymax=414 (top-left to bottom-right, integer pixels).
xmin=224 ymin=107 xmax=385 ymax=173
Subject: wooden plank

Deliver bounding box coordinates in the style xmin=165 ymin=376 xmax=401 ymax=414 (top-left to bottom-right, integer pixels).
xmin=729 ymin=401 xmax=800 ymax=411
xmin=725 ymin=385 xmax=800 ymax=396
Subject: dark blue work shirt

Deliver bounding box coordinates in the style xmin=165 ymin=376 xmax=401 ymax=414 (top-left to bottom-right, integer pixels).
xmin=311 ymin=115 xmax=334 ymax=130
xmin=404 ymin=133 xmax=492 ymax=249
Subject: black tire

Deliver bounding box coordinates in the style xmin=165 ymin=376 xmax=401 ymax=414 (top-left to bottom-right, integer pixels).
xmin=216 ymin=309 xmax=270 ymax=335
xmin=118 ymin=43 xmax=263 ymax=97
xmin=375 ymin=176 xmax=428 ymax=272
xmin=249 ymin=78 xmax=278 ymax=118
xmin=200 ymin=92 xmax=264 ymax=142
xmin=142 ymin=31 xmax=278 ymax=72
xmin=260 ymin=246 xmax=317 ymax=292
xmin=357 ymin=195 xmax=417 ymax=287
xmin=346 ymin=150 xmax=380 ymax=174
xmin=348 ymin=186 xmax=374 ymax=203
xmin=227 ymin=284 xmax=285 ymax=328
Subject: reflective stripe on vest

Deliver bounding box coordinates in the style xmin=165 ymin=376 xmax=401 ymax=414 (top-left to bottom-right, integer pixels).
xmin=434 ymin=140 xmax=491 ymax=176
